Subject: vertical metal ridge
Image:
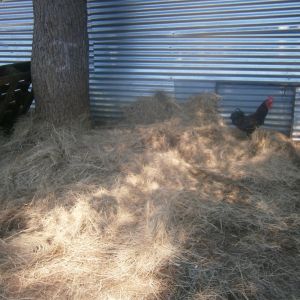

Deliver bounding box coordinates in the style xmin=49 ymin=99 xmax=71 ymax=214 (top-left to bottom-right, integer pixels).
xmin=292 ymin=88 xmax=300 ymax=141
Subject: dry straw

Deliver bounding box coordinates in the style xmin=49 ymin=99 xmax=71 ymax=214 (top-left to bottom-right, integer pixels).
xmin=0 ymin=92 xmax=299 ymax=299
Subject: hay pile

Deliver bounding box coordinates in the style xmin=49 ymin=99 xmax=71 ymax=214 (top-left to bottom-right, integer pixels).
xmin=0 ymin=92 xmax=299 ymax=299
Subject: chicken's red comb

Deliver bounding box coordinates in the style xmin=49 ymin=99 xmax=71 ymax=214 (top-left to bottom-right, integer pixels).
xmin=266 ymin=96 xmax=274 ymax=109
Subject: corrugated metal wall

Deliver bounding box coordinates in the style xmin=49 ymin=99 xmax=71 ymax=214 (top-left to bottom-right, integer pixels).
xmin=1 ymin=0 xmax=300 ymax=137
xmin=0 ymin=0 xmax=33 ymax=65
xmin=88 ymin=0 xmax=300 ymax=136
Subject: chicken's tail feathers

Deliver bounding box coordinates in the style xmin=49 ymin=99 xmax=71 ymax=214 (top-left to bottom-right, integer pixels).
xmin=230 ymin=108 xmax=245 ymax=126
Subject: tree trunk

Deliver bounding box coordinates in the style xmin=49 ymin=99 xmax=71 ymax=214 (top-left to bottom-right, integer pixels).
xmin=31 ymin=0 xmax=90 ymax=125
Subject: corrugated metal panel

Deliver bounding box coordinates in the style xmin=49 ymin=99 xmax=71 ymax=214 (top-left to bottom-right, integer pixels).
xmin=217 ymin=82 xmax=294 ymax=135
xmin=292 ymin=88 xmax=300 ymax=141
xmin=174 ymin=80 xmax=216 ymax=102
xmin=0 ymin=0 xmax=33 ymax=65
xmin=88 ymin=0 xmax=300 ymax=127
xmin=1 ymin=0 xmax=299 ymax=138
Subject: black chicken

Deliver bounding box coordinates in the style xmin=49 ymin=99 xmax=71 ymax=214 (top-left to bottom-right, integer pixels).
xmin=230 ymin=96 xmax=274 ymax=136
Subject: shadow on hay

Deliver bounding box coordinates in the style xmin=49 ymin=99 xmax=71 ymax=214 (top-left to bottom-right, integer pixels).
xmin=156 ymin=157 xmax=299 ymax=299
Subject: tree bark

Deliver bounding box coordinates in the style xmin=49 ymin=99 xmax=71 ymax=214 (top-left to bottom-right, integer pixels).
xmin=31 ymin=0 xmax=90 ymax=125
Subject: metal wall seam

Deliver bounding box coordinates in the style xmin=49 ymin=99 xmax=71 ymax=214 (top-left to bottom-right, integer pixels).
xmin=292 ymin=88 xmax=300 ymax=141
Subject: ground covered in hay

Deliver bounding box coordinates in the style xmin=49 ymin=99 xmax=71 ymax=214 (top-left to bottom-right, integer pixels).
xmin=0 ymin=93 xmax=299 ymax=300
